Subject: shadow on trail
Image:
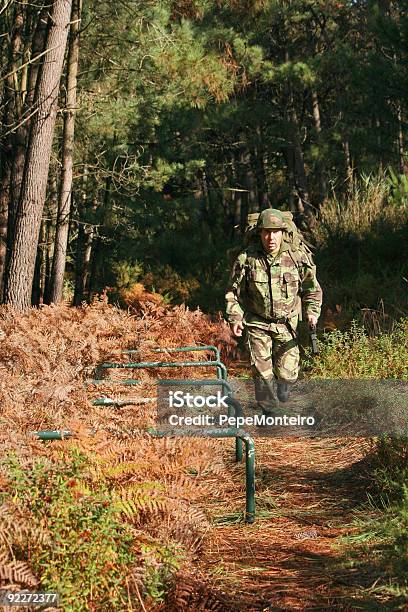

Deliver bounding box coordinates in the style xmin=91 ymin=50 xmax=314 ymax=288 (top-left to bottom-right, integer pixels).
xmin=187 ymin=440 xmax=407 ymax=612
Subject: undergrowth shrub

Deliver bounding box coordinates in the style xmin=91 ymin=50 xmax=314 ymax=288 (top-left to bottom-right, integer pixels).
xmin=1 ymin=451 xmax=136 ymax=610
xmin=305 ymin=312 xmax=408 ymax=591
xmin=372 ymin=437 xmax=408 ymax=500
xmin=386 ymin=485 xmax=408 ymax=574
xmin=307 ymin=318 xmax=408 ymax=507
xmin=311 ymin=173 xmax=408 ymax=319
xmin=306 ymin=319 xmax=408 ymax=379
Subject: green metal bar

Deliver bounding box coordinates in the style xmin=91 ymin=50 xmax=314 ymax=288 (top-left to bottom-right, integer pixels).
xmin=158 ymin=378 xmax=232 ymax=393
xmin=98 ymin=360 xmax=228 ymax=381
xmin=85 ymin=379 xmax=142 ymax=386
xmin=31 ymin=430 xmax=74 ymax=441
xmin=158 ymin=379 xmax=243 ymax=461
xmin=92 ymin=397 xmax=154 ymax=407
xmin=123 ymin=345 xmax=221 ymax=362
xmin=122 ymin=345 xmax=223 ymax=380
xmin=149 ymin=427 xmax=255 ymax=523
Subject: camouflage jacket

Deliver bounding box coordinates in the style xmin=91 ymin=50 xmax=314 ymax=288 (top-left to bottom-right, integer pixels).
xmin=225 ymin=239 xmax=323 ymax=326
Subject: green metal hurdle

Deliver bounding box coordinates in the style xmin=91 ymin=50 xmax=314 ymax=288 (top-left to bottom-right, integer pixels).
xmin=122 ymin=345 xmax=223 ymax=379
xmin=155 ymin=378 xmax=244 ymax=462
xmin=32 ymin=425 xmax=255 ymax=523
xmin=91 ymin=378 xmax=243 ymax=463
xmin=150 ymin=426 xmax=255 ymax=524
xmin=94 ymin=359 xmax=227 ymax=381
xmin=32 ymin=345 xmax=256 ymax=522
xmin=88 ymin=344 xmax=227 ymax=385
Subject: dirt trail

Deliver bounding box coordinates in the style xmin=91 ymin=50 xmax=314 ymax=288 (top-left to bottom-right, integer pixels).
xmin=174 ymin=435 xmax=392 ymax=611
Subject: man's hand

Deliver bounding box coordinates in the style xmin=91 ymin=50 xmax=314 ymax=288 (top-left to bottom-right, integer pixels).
xmin=307 ymin=314 xmax=318 ymax=329
xmin=231 ymin=322 xmax=244 ymax=337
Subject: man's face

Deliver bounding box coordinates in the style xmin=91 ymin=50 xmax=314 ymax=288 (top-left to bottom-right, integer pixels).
xmin=260 ymin=228 xmax=283 ymax=253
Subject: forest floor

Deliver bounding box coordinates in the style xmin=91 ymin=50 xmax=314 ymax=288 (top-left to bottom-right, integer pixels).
xmin=161 ymin=361 xmax=405 ymax=612
xmin=186 ymin=438 xmax=385 ymax=610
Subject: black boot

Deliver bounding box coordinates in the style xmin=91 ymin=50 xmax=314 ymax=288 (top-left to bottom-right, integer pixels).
xmin=277 ymin=380 xmax=291 ymax=403
xmin=254 ymin=377 xmax=279 ymax=414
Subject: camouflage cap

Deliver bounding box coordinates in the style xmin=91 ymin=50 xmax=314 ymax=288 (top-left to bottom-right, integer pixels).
xmin=257 ymin=208 xmax=286 ymax=230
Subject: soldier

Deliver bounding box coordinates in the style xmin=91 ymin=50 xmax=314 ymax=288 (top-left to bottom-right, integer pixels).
xmin=225 ymin=208 xmax=323 ymax=414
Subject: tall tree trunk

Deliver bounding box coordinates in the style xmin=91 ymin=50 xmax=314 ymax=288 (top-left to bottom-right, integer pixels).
xmin=82 ymin=226 xmax=94 ymax=301
xmin=88 ymin=176 xmax=111 ymax=298
xmin=291 ymin=112 xmax=312 ymax=216
xmin=376 ymin=116 xmax=383 ymax=170
xmin=237 ymin=149 xmax=249 ymax=229
xmin=43 ymin=174 xmax=59 ymax=303
xmin=283 ymin=50 xmax=312 ymax=220
xmin=311 ymin=89 xmax=327 ymax=204
xmin=0 ymin=161 xmax=11 ymax=302
xmin=229 ymin=153 xmax=242 ymax=236
xmin=31 ymin=220 xmax=46 ymax=305
xmin=243 ymin=149 xmax=258 ymax=214
xmin=283 ymin=143 xmax=296 ymax=212
xmin=200 ymin=171 xmax=210 ymax=227
xmin=0 ymin=1 xmax=26 ymax=301
xmin=39 ymin=219 xmax=48 ymax=302
xmin=4 ymin=0 xmax=72 ymax=311
xmin=257 ymin=150 xmax=269 ymax=210
xmin=48 ymin=0 xmax=81 ymax=303
xmin=8 ymin=5 xmax=49 ymax=247
xmin=396 ymin=103 xmax=406 ymax=175
xmin=343 ymin=137 xmax=353 ymax=186
xmin=73 ymin=223 xmax=94 ymax=305
xmin=255 ymin=125 xmax=269 ymax=209
xmin=227 ymin=152 xmax=242 ymax=235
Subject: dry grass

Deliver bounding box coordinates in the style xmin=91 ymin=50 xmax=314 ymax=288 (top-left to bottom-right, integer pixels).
xmin=313 ymin=173 xmax=407 ymax=242
xmin=0 ymin=297 xmax=238 ymax=606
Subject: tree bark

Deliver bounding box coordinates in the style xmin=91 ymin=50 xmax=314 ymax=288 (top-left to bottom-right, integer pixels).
xmin=48 ymin=0 xmax=81 ymax=303
xmin=283 ymin=50 xmax=312 ymax=220
xmin=237 ymin=149 xmax=248 ymax=229
xmin=43 ymin=174 xmax=59 ymax=303
xmin=243 ymin=149 xmax=258 ymax=214
xmin=343 ymin=137 xmax=353 ymax=186
xmin=256 ymin=150 xmax=269 ymax=210
xmin=396 ymin=103 xmax=406 ymax=175
xmin=283 ymin=142 xmax=296 ymax=212
xmin=73 ymin=223 xmax=94 ymax=305
xmin=88 ymin=175 xmax=110 ymax=298
xmin=0 ymin=1 xmax=26 ymax=301
xmin=0 ymin=164 xmax=10 ymax=302
xmin=4 ymin=0 xmax=72 ymax=311
xmin=31 ymin=220 xmax=46 ymax=305
xmin=229 ymin=153 xmax=243 ymax=235
xmin=255 ymin=125 xmax=269 ymax=209
xmin=8 ymin=5 xmax=49 ymax=244
xmin=39 ymin=219 xmax=48 ymax=302
xmin=311 ymin=89 xmax=327 ymax=204
xmin=291 ymin=112 xmax=312 ymax=216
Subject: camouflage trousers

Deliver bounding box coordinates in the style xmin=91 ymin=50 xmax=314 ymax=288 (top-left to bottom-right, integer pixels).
xmin=246 ymin=319 xmax=299 ymax=413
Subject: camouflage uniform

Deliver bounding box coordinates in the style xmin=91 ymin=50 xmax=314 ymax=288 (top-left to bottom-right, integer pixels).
xmin=225 ymin=210 xmax=322 ymax=413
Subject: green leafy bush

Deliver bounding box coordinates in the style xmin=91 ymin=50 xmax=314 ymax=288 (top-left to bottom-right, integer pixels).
xmin=2 ymin=451 xmax=136 ymax=611
xmin=306 ymin=318 xmax=408 ymax=379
